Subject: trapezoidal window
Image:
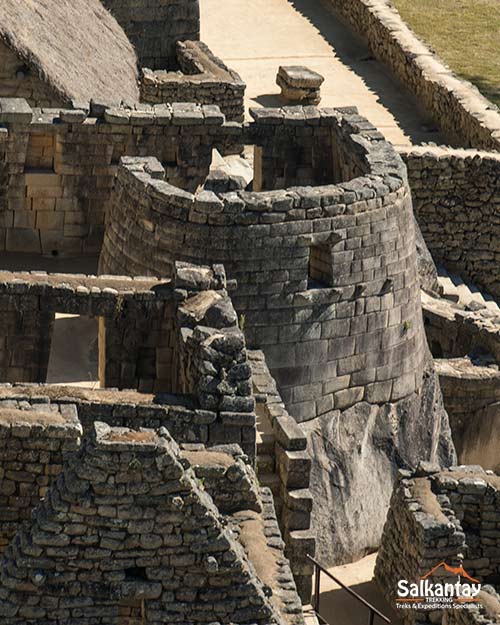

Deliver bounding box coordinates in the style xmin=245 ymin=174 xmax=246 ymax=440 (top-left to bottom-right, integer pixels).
xmin=309 ymin=244 xmax=334 ymax=288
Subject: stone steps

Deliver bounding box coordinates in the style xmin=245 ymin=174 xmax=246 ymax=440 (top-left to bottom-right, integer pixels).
xmin=437 ymin=265 xmax=500 ymax=314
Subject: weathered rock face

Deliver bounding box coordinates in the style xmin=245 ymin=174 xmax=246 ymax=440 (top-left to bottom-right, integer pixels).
xmin=301 ymin=361 xmax=456 ymax=565
xmin=414 ymin=217 xmax=439 ymax=293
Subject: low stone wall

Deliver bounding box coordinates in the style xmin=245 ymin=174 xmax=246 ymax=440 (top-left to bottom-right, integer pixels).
xmin=443 ymin=589 xmax=500 ymax=625
xmin=324 ymin=0 xmax=500 ymax=150
xmin=0 ymin=262 xmax=256 ymax=449
xmin=0 ymin=398 xmax=82 ymax=553
xmin=422 ymin=292 xmax=500 ymax=470
xmin=141 ymin=41 xmax=245 ymax=123
xmin=375 ymin=464 xmax=500 ymax=625
xmin=100 ymin=106 xmax=427 ymax=424
xmin=101 ymin=0 xmax=200 ymax=70
xmin=182 ymin=444 xmax=262 ymax=513
xmin=402 ymin=146 xmax=500 ymax=299
xmin=0 ymin=422 xmax=295 ymax=624
xmin=0 ymin=98 xmax=238 ymax=256
xmin=250 ymin=349 xmax=315 ymax=602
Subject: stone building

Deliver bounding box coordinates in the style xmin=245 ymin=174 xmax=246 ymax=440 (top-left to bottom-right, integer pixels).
xmin=375 ymin=464 xmax=500 ymax=625
xmin=98 ymin=104 xmax=456 ymax=564
xmin=0 ymin=0 xmax=139 ymax=107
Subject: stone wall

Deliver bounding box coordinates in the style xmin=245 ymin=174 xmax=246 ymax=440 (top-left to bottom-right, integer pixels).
xmin=422 ymin=292 xmax=500 ymax=472
xmin=0 ymin=399 xmax=81 ymax=553
xmin=0 ymin=421 xmax=297 ymax=624
xmin=324 ymin=0 xmax=500 ymax=150
xmin=101 ymin=0 xmax=200 ymax=70
xmin=0 ymin=42 xmax=63 ymax=108
xmin=0 ymin=270 xmax=176 ymax=391
xmin=0 ymin=98 xmax=237 ymax=256
xmin=402 ymin=146 xmax=500 ymax=299
xmin=375 ymin=464 xmax=500 ymax=625
xmin=141 ymin=41 xmax=245 ymax=122
xmin=443 ymin=589 xmax=500 ymax=625
xmin=0 ymin=262 xmax=258 ymax=460
xmin=100 ymin=106 xmax=427 ymax=424
xmin=250 ymin=349 xmax=315 ymax=601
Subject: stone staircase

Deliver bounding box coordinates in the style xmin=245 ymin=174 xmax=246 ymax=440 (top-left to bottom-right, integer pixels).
xmin=256 ymin=403 xmax=283 ymax=516
xmin=437 ymin=265 xmax=500 ymax=314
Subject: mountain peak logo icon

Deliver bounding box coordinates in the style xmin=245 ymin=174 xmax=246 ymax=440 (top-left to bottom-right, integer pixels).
xmin=420 ymin=561 xmax=480 ymax=584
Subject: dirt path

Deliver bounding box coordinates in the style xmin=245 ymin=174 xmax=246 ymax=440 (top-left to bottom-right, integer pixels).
xmin=200 ymin=0 xmax=444 ymax=147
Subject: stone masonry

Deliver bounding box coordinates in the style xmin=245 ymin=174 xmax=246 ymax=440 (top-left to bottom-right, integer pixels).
xmin=0 ymin=421 xmax=301 ymax=624
xmin=100 ymin=106 xmax=428 ymax=423
xmin=101 ymin=0 xmax=200 ymax=70
xmin=375 ymin=464 xmax=500 ymax=625
xmin=0 ymin=99 xmax=239 ymax=257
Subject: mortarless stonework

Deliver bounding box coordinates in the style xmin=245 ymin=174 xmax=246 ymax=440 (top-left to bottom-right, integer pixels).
xmin=101 ymin=0 xmax=200 ymax=70
xmin=401 ymin=146 xmax=500 ymax=300
xmin=99 ymin=105 xmax=456 ymax=563
xmin=375 ymin=464 xmax=500 ymax=625
xmin=0 ymin=99 xmax=238 ymax=257
xmin=322 ymin=0 xmax=500 ymax=150
xmin=422 ymin=292 xmax=500 ymax=472
xmin=141 ymin=41 xmax=245 ymax=123
xmin=0 ymin=421 xmax=302 ymax=624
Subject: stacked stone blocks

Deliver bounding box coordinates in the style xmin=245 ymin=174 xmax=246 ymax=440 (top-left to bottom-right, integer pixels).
xmin=99 ymin=106 xmax=426 ymax=424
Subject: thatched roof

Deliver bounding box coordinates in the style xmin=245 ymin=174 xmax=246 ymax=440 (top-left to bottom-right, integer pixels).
xmin=0 ymin=0 xmax=140 ymax=106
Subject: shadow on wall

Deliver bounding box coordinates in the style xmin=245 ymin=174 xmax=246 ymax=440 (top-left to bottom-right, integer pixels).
xmin=286 ymin=0 xmax=441 ymax=143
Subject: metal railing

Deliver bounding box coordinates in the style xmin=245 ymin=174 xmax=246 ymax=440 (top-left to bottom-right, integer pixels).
xmin=307 ymin=554 xmax=391 ymax=625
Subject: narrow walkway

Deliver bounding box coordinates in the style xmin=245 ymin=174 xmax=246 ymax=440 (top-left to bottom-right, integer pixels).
xmin=200 ymin=0 xmax=444 ymax=147
xmin=317 ymin=553 xmax=402 ymax=625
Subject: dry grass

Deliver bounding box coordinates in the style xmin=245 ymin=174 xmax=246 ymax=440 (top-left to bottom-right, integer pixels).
xmin=392 ymin=0 xmax=500 ymax=107
xmin=0 ymin=0 xmax=140 ymax=105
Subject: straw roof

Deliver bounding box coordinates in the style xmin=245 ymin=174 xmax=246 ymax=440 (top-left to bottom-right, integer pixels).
xmin=0 ymin=0 xmax=140 ymax=106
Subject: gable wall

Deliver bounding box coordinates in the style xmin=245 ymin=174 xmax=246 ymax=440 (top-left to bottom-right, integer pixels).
xmin=0 ymin=41 xmax=64 ymax=108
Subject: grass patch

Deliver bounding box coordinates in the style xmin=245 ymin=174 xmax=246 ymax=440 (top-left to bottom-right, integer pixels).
xmin=391 ymin=0 xmax=500 ymax=107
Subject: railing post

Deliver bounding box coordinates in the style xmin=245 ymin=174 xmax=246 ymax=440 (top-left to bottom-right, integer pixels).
xmin=314 ymin=562 xmax=321 ymax=615
xmin=368 ymin=609 xmax=375 ymax=625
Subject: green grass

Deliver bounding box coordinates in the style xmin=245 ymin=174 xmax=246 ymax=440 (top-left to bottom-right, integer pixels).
xmin=392 ymin=0 xmax=500 ymax=107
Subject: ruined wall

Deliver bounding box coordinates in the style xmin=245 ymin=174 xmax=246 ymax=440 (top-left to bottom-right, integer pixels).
xmin=0 ymin=262 xmax=258 ymax=460
xmin=402 ymin=146 xmax=500 ymax=299
xmin=375 ymin=465 xmax=500 ymax=625
xmin=422 ymin=292 xmax=500 ymax=471
xmin=0 ymin=422 xmax=291 ymax=624
xmin=323 ymin=0 xmax=500 ymax=150
xmin=101 ymin=0 xmax=200 ymax=69
xmin=0 ymin=42 xmax=63 ymax=108
xmin=141 ymin=41 xmax=245 ymax=122
xmin=0 ymin=399 xmax=81 ymax=553
xmin=99 ymin=107 xmax=455 ymax=565
xmin=0 ymin=98 xmax=236 ymax=256
xmin=250 ymin=349 xmax=315 ymax=601
xmin=0 ymin=271 xmax=176 ymax=392
xmin=100 ymin=107 xmax=427 ymax=423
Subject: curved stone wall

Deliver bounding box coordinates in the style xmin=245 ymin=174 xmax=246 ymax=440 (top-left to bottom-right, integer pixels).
xmin=100 ymin=108 xmax=426 ymax=424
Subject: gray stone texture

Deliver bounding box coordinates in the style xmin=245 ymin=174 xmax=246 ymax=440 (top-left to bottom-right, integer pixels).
xmin=402 ymin=146 xmax=500 ymax=300
xmin=301 ymin=360 xmax=456 ymax=565
xmin=375 ymin=464 xmax=500 ymax=625
xmin=0 ymin=100 xmax=239 ymax=257
xmin=323 ymin=0 xmax=500 ymax=149
xmin=101 ymin=0 xmax=200 ymax=70
xmin=141 ymin=41 xmax=245 ymax=122
xmin=0 ymin=421 xmax=300 ymax=625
